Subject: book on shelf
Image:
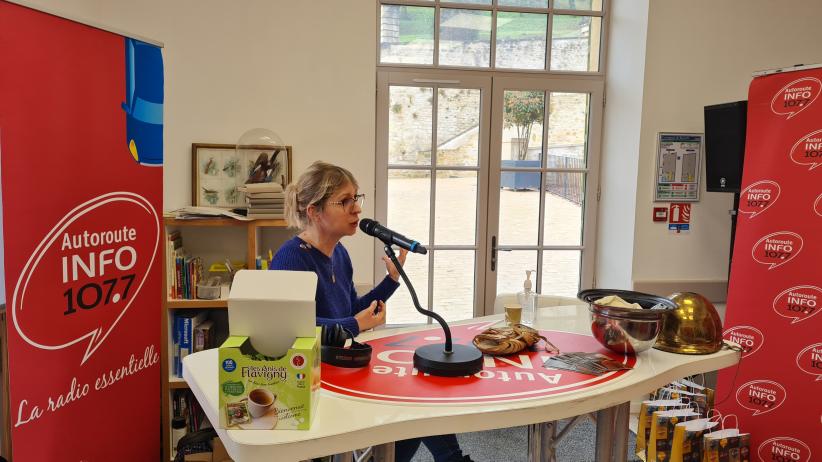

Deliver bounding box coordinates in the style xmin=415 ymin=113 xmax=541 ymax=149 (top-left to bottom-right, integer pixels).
xmin=173 ymin=311 xmax=228 ymax=377
xmin=246 ymin=207 xmax=284 ymax=214
xmin=245 ymin=192 xmax=285 ymax=200
xmin=173 ymin=389 xmax=210 ymax=433
xmin=165 ymin=206 xmax=251 ymax=221
xmin=166 ymin=231 xmax=183 ymax=298
xmin=246 ymin=213 xmax=285 ymax=219
xmin=246 ymin=199 xmax=285 ymax=206
xmin=193 ymin=320 xmax=214 ymax=353
xmin=166 ymin=231 xmax=204 ymax=300
xmin=173 ymin=310 xmax=208 ymax=377
xmin=238 ymin=182 xmax=284 ymax=193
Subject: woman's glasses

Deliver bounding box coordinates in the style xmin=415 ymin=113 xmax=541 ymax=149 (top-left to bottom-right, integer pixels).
xmin=327 ymin=193 xmax=365 ymax=212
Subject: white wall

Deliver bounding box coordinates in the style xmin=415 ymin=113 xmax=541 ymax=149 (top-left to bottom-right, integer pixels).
xmin=19 ymin=0 xmax=822 ymax=296
xmin=18 ymin=0 xmax=379 ymax=280
xmin=594 ymin=0 xmax=649 ymax=289
xmin=630 ymin=0 xmax=822 ymax=287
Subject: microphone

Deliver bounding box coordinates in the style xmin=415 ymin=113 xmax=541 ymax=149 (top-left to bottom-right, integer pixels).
xmin=359 ymin=219 xmax=427 ymax=255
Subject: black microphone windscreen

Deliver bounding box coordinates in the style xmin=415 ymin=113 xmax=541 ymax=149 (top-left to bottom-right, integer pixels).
xmin=359 ymin=218 xmax=377 ymax=235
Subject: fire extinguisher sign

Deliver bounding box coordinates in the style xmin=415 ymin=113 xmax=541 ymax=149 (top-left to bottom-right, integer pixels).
xmin=668 ymin=203 xmax=691 ymax=233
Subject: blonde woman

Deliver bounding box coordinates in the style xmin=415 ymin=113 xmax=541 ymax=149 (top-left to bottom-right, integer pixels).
xmin=271 ymin=161 xmax=472 ymax=462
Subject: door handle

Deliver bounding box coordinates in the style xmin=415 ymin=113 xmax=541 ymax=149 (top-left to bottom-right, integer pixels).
xmin=490 ymin=236 xmax=511 ymax=272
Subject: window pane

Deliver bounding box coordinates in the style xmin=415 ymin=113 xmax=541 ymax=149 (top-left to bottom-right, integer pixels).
xmin=553 ymin=0 xmax=603 ymax=11
xmin=547 ymin=92 xmax=589 ymax=167
xmin=389 ymin=86 xmax=433 ymax=166
xmin=543 ymin=172 xmax=584 ymax=246
xmin=439 ymin=9 xmax=492 ymax=67
xmin=495 ymin=12 xmax=547 ymax=70
xmin=433 ymin=250 xmax=476 ymax=322
xmin=541 ymin=250 xmax=581 ymax=297
xmin=380 ymin=5 xmax=434 ymax=65
xmin=499 ymin=175 xmax=540 ymax=245
xmin=435 ymin=171 xmax=477 ymax=245
xmin=388 ymin=169 xmax=430 ymax=245
xmin=447 ymin=0 xmax=491 ymax=4
xmin=387 ymin=252 xmax=430 ymax=324
xmin=437 ymin=88 xmax=481 ymax=167
xmin=550 ymin=15 xmax=602 ymax=72
xmin=499 ymin=0 xmax=549 ymax=7
xmin=497 ymin=250 xmax=538 ymax=295
xmin=502 ymin=90 xmax=544 ymax=164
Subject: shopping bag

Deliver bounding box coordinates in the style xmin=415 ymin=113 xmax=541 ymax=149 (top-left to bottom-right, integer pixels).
xmin=677 ymin=377 xmax=716 ymax=412
xmin=703 ymin=415 xmax=751 ymax=462
xmin=637 ymin=399 xmax=687 ymax=460
xmin=648 ymin=409 xmax=701 ymax=462
xmin=651 ymin=381 xmax=687 ymax=400
xmin=670 ymin=415 xmax=720 ymax=462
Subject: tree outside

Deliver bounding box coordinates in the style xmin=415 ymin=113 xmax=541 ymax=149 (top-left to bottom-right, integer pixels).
xmin=503 ymin=91 xmax=544 ymax=160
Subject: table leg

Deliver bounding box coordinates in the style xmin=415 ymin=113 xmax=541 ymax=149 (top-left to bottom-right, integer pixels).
xmin=331 ymin=452 xmax=353 ymax=462
xmin=594 ymin=402 xmax=630 ymax=462
xmin=527 ymin=421 xmax=557 ymax=462
xmin=371 ymin=442 xmax=395 ymax=462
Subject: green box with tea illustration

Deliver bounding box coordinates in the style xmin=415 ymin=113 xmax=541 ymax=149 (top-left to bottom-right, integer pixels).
xmin=218 ymin=329 xmax=320 ymax=430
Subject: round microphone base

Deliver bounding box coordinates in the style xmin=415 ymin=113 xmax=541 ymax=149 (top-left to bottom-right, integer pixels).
xmin=413 ymin=343 xmax=483 ymax=377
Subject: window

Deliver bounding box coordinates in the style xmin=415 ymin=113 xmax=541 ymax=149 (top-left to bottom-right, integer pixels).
xmin=379 ymin=0 xmax=604 ymax=72
xmin=376 ymin=1 xmax=607 ymax=324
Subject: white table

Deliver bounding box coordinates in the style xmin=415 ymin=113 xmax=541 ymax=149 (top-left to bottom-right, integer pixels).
xmin=183 ymin=305 xmax=739 ymax=462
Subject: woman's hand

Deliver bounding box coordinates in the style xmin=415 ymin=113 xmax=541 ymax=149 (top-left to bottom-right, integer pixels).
xmin=355 ymin=300 xmax=386 ymax=331
xmin=382 ymin=248 xmax=408 ymax=282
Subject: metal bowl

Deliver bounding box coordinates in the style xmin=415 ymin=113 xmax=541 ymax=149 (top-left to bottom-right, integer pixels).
xmin=577 ymin=289 xmax=677 ymax=355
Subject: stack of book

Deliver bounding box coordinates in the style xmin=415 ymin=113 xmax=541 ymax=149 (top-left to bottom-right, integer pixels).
xmin=172 ymin=389 xmax=207 ymax=432
xmin=166 ymin=231 xmax=203 ymax=300
xmin=173 ymin=310 xmax=227 ymax=378
xmin=240 ymin=182 xmax=285 ymax=219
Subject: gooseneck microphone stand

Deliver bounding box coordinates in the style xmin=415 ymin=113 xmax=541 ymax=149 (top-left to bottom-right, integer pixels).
xmin=383 ymin=244 xmax=483 ymax=377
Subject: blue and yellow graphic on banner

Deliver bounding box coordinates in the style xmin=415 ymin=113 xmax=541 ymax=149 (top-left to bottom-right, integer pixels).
xmin=122 ymin=38 xmax=163 ymax=166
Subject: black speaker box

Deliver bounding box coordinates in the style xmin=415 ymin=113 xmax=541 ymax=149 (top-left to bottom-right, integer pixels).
xmin=704 ymin=101 xmax=747 ymax=193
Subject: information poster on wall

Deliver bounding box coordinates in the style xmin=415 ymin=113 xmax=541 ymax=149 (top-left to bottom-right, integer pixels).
xmin=718 ymin=65 xmax=821 ymax=460
xmin=0 ymin=2 xmax=163 ymax=460
xmin=654 ymin=133 xmax=703 ymax=202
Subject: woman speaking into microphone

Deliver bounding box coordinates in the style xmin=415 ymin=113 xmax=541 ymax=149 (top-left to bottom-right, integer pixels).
xmin=270 ymin=161 xmax=472 ymax=462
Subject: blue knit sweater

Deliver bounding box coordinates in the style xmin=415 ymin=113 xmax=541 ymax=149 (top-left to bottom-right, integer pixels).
xmin=270 ymin=236 xmax=400 ymax=336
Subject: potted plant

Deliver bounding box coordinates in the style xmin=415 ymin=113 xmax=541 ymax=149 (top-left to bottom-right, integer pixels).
xmin=501 ymin=91 xmax=542 ymax=190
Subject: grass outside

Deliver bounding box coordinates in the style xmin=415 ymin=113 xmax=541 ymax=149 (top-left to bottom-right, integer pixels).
xmin=394 ymin=7 xmax=592 ymax=44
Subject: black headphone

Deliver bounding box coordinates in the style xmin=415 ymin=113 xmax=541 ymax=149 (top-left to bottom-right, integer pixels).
xmin=320 ymin=323 xmax=372 ymax=368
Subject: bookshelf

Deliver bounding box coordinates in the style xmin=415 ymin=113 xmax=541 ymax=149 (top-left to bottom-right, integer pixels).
xmin=160 ymin=216 xmax=291 ymax=462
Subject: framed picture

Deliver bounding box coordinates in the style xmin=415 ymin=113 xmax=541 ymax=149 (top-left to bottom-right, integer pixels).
xmin=191 ymin=143 xmax=292 ymax=207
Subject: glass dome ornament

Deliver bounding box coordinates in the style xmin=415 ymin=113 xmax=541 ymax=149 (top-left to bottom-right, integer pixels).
xmin=236 ymin=128 xmax=287 ymax=186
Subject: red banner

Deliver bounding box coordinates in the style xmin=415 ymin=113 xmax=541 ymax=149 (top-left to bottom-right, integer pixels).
xmin=0 ymin=3 xmax=162 ymax=460
xmin=718 ymin=67 xmax=821 ymax=457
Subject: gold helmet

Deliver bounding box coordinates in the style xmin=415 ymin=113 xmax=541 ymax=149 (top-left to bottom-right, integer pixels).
xmin=654 ymin=292 xmax=723 ymax=355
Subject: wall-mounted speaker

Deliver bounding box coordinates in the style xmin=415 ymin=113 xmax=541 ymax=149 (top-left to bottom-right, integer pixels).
xmin=704 ymin=101 xmax=747 ymax=193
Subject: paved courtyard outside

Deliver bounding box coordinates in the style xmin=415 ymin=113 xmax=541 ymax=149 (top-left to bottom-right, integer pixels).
xmin=384 ymin=176 xmax=583 ymax=324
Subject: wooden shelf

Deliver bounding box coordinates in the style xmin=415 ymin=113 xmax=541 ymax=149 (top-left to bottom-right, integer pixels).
xmin=166 ymin=299 xmax=228 ymax=309
xmin=169 ymin=378 xmax=189 ymax=389
xmin=161 ymin=212 xmax=292 ymax=462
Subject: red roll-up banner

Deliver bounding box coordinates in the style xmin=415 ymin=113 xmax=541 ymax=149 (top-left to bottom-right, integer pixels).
xmin=0 ymin=2 xmax=162 ymax=460
xmin=718 ymin=66 xmax=821 ymax=460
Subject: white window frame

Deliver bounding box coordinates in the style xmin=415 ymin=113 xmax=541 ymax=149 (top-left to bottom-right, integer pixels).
xmin=375 ymin=0 xmax=609 ymax=321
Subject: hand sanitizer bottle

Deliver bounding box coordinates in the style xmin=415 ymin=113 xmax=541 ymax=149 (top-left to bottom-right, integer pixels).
xmin=517 ymin=270 xmax=536 ymax=326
